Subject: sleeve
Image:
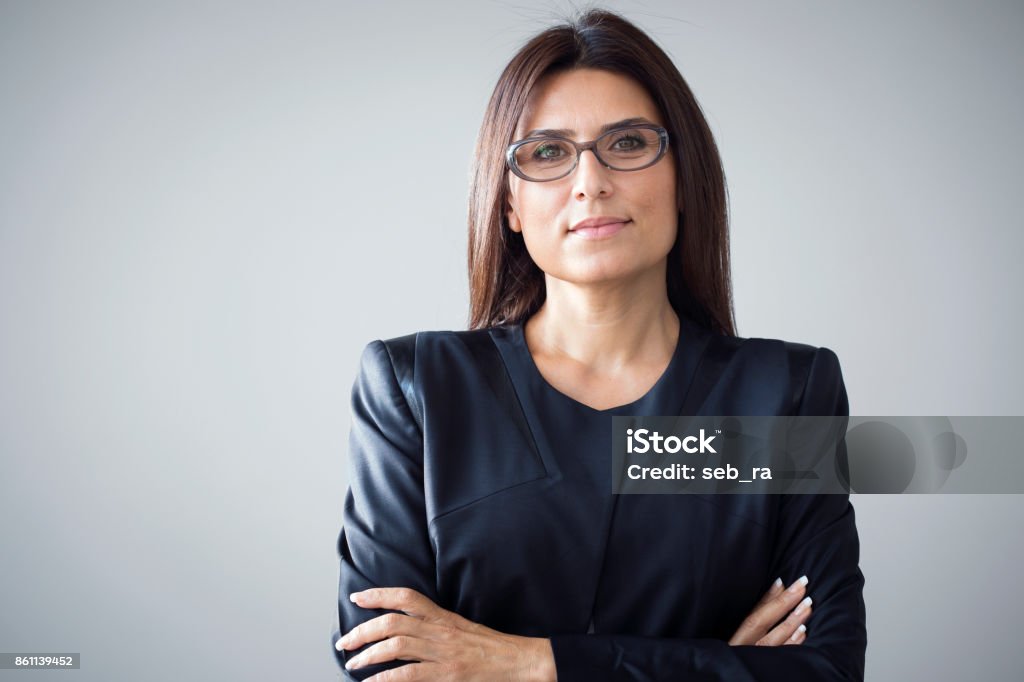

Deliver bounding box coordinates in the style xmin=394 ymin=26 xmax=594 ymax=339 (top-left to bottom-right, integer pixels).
xmin=548 ymin=346 xmax=867 ymax=682
xmin=330 ymin=340 xmax=437 ymax=680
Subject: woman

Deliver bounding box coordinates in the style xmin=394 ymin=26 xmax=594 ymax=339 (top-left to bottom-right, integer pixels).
xmin=333 ymin=9 xmax=866 ymax=681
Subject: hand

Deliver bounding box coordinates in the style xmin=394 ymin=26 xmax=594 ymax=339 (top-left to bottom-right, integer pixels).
xmin=336 ymin=587 xmax=556 ymax=681
xmin=728 ymin=575 xmax=814 ymax=646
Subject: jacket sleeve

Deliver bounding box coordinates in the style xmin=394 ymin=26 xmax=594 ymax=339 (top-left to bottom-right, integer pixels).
xmin=548 ymin=346 xmax=868 ymax=681
xmin=331 ymin=340 xmax=437 ymax=680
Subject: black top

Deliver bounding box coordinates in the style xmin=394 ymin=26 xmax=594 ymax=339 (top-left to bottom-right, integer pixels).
xmin=333 ymin=316 xmax=866 ymax=681
xmin=491 ymin=320 xmax=703 ymax=636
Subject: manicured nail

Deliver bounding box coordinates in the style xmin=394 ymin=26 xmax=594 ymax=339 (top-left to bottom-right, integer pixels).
xmin=349 ymin=591 xmax=362 ymax=602
xmin=336 ymin=634 xmax=349 ymax=650
xmin=772 ymin=577 xmax=783 ymax=590
xmin=790 ymin=624 xmax=807 ymax=641
xmin=788 ymin=575 xmax=809 ymax=593
xmin=794 ymin=596 xmax=812 ymax=615
xmin=345 ymin=655 xmax=363 ymax=670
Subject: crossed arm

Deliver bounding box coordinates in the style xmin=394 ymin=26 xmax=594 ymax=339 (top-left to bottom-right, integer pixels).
xmin=331 ymin=340 xmax=866 ymax=681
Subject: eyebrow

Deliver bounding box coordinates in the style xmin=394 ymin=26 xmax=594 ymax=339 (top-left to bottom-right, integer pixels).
xmin=521 ymin=117 xmax=657 ymax=139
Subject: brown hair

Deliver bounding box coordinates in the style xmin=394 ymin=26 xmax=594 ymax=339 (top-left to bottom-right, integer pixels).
xmin=466 ymin=8 xmax=736 ymax=336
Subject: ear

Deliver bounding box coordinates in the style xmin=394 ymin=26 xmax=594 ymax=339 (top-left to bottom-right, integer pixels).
xmin=505 ymin=195 xmax=522 ymax=233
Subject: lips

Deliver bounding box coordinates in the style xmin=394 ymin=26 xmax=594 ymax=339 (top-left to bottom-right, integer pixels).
xmin=570 ymin=216 xmax=631 ymax=231
xmin=569 ymin=216 xmax=631 ymax=240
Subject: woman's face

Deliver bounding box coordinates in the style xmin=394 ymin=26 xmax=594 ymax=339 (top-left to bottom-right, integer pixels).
xmin=506 ymin=68 xmax=678 ymax=287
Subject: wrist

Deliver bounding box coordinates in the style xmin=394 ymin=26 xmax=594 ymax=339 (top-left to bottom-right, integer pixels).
xmin=524 ymin=636 xmax=557 ymax=682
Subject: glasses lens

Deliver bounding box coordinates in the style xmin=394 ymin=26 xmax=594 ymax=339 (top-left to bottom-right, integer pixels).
xmin=510 ymin=126 xmax=667 ymax=181
xmin=513 ymin=138 xmax=576 ymax=181
xmin=596 ymin=127 xmax=663 ymax=170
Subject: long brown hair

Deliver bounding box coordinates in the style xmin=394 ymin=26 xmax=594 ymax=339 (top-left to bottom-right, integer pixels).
xmin=467 ymin=8 xmax=735 ymax=336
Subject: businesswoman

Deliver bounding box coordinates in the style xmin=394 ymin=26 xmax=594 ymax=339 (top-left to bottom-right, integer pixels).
xmin=333 ymin=9 xmax=866 ymax=681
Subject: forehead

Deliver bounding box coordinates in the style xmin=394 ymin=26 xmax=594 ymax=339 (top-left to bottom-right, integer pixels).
xmin=515 ymin=68 xmax=663 ymax=138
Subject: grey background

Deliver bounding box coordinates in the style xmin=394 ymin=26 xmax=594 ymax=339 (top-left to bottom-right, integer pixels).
xmin=1 ymin=0 xmax=1021 ymax=680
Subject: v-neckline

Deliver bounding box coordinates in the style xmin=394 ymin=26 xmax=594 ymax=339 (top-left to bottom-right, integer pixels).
xmin=508 ymin=319 xmax=689 ymax=415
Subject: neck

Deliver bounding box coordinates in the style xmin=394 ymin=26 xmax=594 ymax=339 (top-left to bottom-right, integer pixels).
xmin=524 ymin=266 xmax=680 ymax=373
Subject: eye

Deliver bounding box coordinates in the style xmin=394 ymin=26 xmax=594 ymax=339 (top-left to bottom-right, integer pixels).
xmin=531 ymin=140 xmax=570 ymax=161
xmin=610 ymin=133 xmax=647 ymax=151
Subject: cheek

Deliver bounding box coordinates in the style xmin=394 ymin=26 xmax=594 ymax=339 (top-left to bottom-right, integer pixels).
xmin=647 ymin=170 xmax=680 ymax=226
xmin=653 ymin=166 xmax=679 ymax=212
xmin=516 ymin=195 xmax=569 ymax=273
xmin=634 ymin=174 xmax=680 ymax=253
xmin=517 ymin=191 xmax=561 ymax=238
xmin=637 ymin=175 xmax=678 ymax=220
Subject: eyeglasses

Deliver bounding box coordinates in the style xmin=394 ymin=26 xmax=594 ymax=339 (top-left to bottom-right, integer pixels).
xmin=505 ymin=124 xmax=670 ymax=182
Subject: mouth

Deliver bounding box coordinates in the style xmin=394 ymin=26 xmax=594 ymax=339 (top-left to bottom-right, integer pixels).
xmin=569 ymin=219 xmax=631 ymax=240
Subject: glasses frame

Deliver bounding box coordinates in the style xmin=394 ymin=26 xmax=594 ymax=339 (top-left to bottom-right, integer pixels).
xmin=505 ymin=124 xmax=670 ymax=182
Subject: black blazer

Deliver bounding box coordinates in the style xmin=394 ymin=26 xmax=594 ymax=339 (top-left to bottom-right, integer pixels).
xmin=332 ymin=319 xmax=867 ymax=681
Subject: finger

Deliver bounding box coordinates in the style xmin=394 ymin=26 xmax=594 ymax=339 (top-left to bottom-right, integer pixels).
xmin=339 ymin=612 xmax=420 ymax=651
xmin=783 ymin=624 xmax=807 ymax=646
xmin=757 ymin=600 xmax=813 ymax=647
xmin=340 ymin=612 xmax=465 ymax=651
xmin=351 ymin=586 xmax=486 ymax=637
xmin=753 ymin=577 xmax=784 ymax=609
xmin=344 ymin=634 xmax=437 ymax=672
xmin=350 ymin=588 xmax=440 ymax=618
xmin=761 ymin=576 xmax=809 ymax=621
xmin=728 ymin=576 xmax=809 ymax=645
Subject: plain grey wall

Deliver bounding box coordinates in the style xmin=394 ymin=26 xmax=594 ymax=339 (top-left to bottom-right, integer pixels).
xmin=1 ymin=1 xmax=1022 ymax=680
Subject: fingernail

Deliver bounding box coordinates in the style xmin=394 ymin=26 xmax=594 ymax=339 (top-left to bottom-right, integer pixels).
xmin=336 ymin=634 xmax=349 ymax=650
xmin=794 ymin=596 xmax=812 ymax=615
xmin=349 ymin=591 xmax=362 ymax=602
xmin=345 ymin=655 xmax=363 ymax=670
xmin=772 ymin=577 xmax=783 ymax=590
xmin=790 ymin=623 xmax=806 ymax=641
xmin=788 ymin=575 xmax=809 ymax=593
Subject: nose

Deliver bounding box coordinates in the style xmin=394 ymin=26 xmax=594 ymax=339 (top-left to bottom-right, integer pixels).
xmin=571 ymin=147 xmax=613 ymax=199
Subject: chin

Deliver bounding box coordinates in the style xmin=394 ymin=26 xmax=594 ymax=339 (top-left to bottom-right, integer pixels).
xmin=559 ymin=249 xmax=673 ymax=287
xmin=553 ymin=263 xmax=648 ymax=287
